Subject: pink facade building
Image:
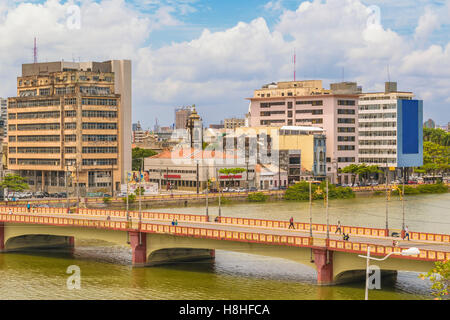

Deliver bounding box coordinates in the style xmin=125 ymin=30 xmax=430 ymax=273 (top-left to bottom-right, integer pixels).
xmin=247 ymin=81 xmax=359 ymax=182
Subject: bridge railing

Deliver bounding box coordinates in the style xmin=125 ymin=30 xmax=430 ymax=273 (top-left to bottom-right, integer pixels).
xmin=328 ymin=239 xmax=450 ymax=262
xmin=216 ymin=216 xmax=450 ymax=244
xmin=0 ymin=212 xmax=448 ymax=262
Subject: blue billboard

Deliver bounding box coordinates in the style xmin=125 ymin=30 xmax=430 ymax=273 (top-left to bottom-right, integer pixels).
xmin=397 ymin=99 xmax=423 ymax=167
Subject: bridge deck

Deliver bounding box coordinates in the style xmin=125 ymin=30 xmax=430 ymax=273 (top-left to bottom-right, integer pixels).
xmin=6 ymin=211 xmax=450 ymax=254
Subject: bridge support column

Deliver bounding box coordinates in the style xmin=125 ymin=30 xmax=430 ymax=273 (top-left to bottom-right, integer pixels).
xmin=313 ymin=249 xmax=334 ymax=285
xmin=0 ymin=222 xmax=4 ymax=252
xmin=67 ymin=236 xmax=75 ymax=254
xmin=130 ymin=231 xmax=147 ymax=267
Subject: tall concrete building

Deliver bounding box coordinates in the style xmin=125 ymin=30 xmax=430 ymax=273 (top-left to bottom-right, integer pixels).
xmin=358 ymin=82 xmax=423 ymax=174
xmin=247 ymin=80 xmax=359 ymax=182
xmin=7 ymin=60 xmax=132 ymax=193
xmin=224 ymin=117 xmax=245 ymax=130
xmin=0 ymin=98 xmax=7 ymax=141
xmin=175 ymin=106 xmax=192 ymax=129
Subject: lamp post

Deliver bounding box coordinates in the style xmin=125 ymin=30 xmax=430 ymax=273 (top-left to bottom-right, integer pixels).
xmin=205 ymin=165 xmax=209 ymax=218
xmin=326 ymin=177 xmax=329 ymax=243
xmin=65 ymin=164 xmax=70 ymax=210
xmin=309 ymin=180 xmax=313 ymax=238
xmin=385 ymin=159 xmax=389 ymax=236
xmin=218 ymin=168 xmax=222 ymax=217
xmin=358 ymin=247 xmax=420 ymax=300
xmin=401 ymin=167 xmax=406 ymax=238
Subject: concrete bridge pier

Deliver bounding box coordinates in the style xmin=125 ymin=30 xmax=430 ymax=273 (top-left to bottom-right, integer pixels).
xmin=313 ymin=248 xmax=334 ymax=285
xmin=130 ymin=231 xmax=147 ymax=267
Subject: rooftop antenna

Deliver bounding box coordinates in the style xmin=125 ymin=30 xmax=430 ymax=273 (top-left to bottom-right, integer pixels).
xmin=33 ymin=37 xmax=38 ymax=64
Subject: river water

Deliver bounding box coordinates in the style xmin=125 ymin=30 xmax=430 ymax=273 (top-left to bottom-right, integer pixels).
xmin=0 ymin=193 xmax=448 ymax=300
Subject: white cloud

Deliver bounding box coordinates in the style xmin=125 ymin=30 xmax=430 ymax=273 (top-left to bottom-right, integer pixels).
xmin=0 ymin=0 xmax=449 ymax=127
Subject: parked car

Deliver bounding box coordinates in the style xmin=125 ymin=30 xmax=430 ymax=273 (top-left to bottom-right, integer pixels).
xmin=249 ymin=187 xmax=258 ymax=192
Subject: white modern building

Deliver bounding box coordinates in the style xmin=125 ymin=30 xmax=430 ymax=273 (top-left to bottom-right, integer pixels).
xmin=358 ymin=82 xmax=423 ymax=176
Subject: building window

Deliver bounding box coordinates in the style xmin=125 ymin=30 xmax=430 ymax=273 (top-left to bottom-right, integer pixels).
xmin=338 ymin=100 xmax=356 ymax=106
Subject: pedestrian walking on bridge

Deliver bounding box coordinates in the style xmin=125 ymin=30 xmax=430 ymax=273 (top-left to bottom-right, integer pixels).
xmin=288 ymin=217 xmax=295 ymax=229
xmin=335 ymin=220 xmax=342 ymax=234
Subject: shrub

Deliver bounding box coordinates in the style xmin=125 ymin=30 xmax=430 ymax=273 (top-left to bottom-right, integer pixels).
xmin=103 ymin=197 xmax=112 ymax=204
xmin=248 ymin=192 xmax=268 ymax=202
xmin=122 ymin=194 xmax=136 ymax=204
xmin=416 ymin=182 xmax=448 ymax=194
xmin=284 ymin=181 xmax=355 ymax=201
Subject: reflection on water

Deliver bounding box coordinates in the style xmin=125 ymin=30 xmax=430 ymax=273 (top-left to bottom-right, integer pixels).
xmin=0 ymin=193 xmax=446 ymax=300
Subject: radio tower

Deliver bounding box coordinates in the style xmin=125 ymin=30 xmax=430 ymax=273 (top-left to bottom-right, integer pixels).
xmin=33 ymin=37 xmax=38 ymax=64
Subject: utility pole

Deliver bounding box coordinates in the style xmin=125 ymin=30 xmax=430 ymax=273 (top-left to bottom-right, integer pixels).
xmin=206 ymin=166 xmax=209 ymax=218
xmin=66 ymin=165 xmax=70 ymax=210
xmin=196 ymin=160 xmax=199 ymax=194
xmin=309 ymin=180 xmax=312 ymax=238
xmin=76 ymin=162 xmax=80 ymax=212
xmin=326 ymin=177 xmax=329 ymax=244
xmin=385 ymin=159 xmax=389 ymax=235
xmin=126 ymin=171 xmax=129 ymax=222
xmin=217 ymin=167 xmax=221 ymax=217
xmin=401 ymin=167 xmax=405 ymax=235
xmin=111 ymin=163 xmax=114 ymax=197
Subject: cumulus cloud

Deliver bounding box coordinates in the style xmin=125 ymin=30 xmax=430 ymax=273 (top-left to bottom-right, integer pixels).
xmin=0 ymin=0 xmax=449 ymax=128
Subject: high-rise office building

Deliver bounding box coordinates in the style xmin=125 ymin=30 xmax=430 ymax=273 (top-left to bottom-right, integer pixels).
xmin=358 ymin=82 xmax=423 ymax=173
xmin=0 ymin=98 xmax=7 ymax=141
xmin=224 ymin=117 xmax=245 ymax=129
xmin=7 ymin=60 xmax=132 ymax=193
xmin=175 ymin=106 xmax=192 ymax=129
xmin=247 ymin=80 xmax=359 ymax=182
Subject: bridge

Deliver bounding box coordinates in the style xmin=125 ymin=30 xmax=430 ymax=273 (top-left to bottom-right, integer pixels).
xmin=0 ymin=206 xmax=448 ymax=285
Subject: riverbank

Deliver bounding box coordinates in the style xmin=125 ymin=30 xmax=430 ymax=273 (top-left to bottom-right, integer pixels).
xmin=94 ymin=183 xmax=448 ymax=211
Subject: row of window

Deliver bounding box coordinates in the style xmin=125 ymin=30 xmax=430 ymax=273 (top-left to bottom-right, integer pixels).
xmin=359 ymin=149 xmax=397 ymax=155
xmin=358 ymin=104 xmax=396 ymax=111
xmin=295 ymin=118 xmax=323 ymax=124
xmin=10 ymin=111 xmax=61 ymax=120
xmin=80 ymin=86 xmax=111 ymax=95
xmin=82 ymin=135 xmax=117 ymax=142
xmin=337 ymin=157 xmax=356 ymax=163
xmin=82 ymin=98 xmax=117 ymax=106
xmin=9 ymin=147 xmax=60 ymax=154
xmin=337 ymin=100 xmax=356 ymax=106
xmin=358 ymin=113 xmax=396 ymax=119
xmin=359 ymin=122 xmax=396 ymax=128
xmin=82 ymin=159 xmax=117 ymax=166
xmin=337 ymin=127 xmax=356 ymax=133
xmin=296 ymin=109 xmax=323 ymax=115
xmin=337 ymin=118 xmax=355 ymax=124
xmin=9 ymin=159 xmax=61 ymax=166
xmin=337 ymin=136 xmax=355 ymax=142
xmin=337 ymin=109 xmax=355 ymax=115
xmin=337 ymin=145 xmax=355 ymax=151
xmin=82 ymin=147 xmax=118 ymax=154
xmin=359 ymin=158 xmax=396 ymax=164
xmin=9 ymin=99 xmax=60 ymax=108
xmin=359 ymin=140 xmax=397 ymax=146
xmin=359 ymin=131 xmax=397 ymax=137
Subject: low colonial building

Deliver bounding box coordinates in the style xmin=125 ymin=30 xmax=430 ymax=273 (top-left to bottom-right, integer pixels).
xmin=144 ymin=148 xmax=256 ymax=192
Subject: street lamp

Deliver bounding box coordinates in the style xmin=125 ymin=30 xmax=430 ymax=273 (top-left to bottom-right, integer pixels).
xmin=358 ymin=247 xmax=420 ymax=300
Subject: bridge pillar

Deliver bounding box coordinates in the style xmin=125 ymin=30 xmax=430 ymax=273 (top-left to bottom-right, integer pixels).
xmin=130 ymin=231 xmax=147 ymax=267
xmin=0 ymin=222 xmax=4 ymax=251
xmin=313 ymin=249 xmax=334 ymax=285
xmin=67 ymin=236 xmax=75 ymax=254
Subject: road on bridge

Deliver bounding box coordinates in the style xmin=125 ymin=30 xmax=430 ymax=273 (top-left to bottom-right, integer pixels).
xmin=7 ymin=211 xmax=450 ymax=254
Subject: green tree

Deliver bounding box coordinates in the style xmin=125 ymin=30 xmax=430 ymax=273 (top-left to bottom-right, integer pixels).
xmin=420 ymin=260 xmax=450 ymax=300
xmin=134 ymin=186 xmax=145 ymax=196
xmin=132 ymin=148 xmax=157 ymax=171
xmin=340 ymin=164 xmax=360 ymax=186
xmin=0 ymin=174 xmax=29 ymax=198
xmin=415 ymin=141 xmax=450 ymax=175
xmin=122 ymin=193 xmax=136 ymax=204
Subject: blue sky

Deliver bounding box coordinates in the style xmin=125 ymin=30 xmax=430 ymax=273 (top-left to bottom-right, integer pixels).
xmin=0 ymin=0 xmax=449 ymax=128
